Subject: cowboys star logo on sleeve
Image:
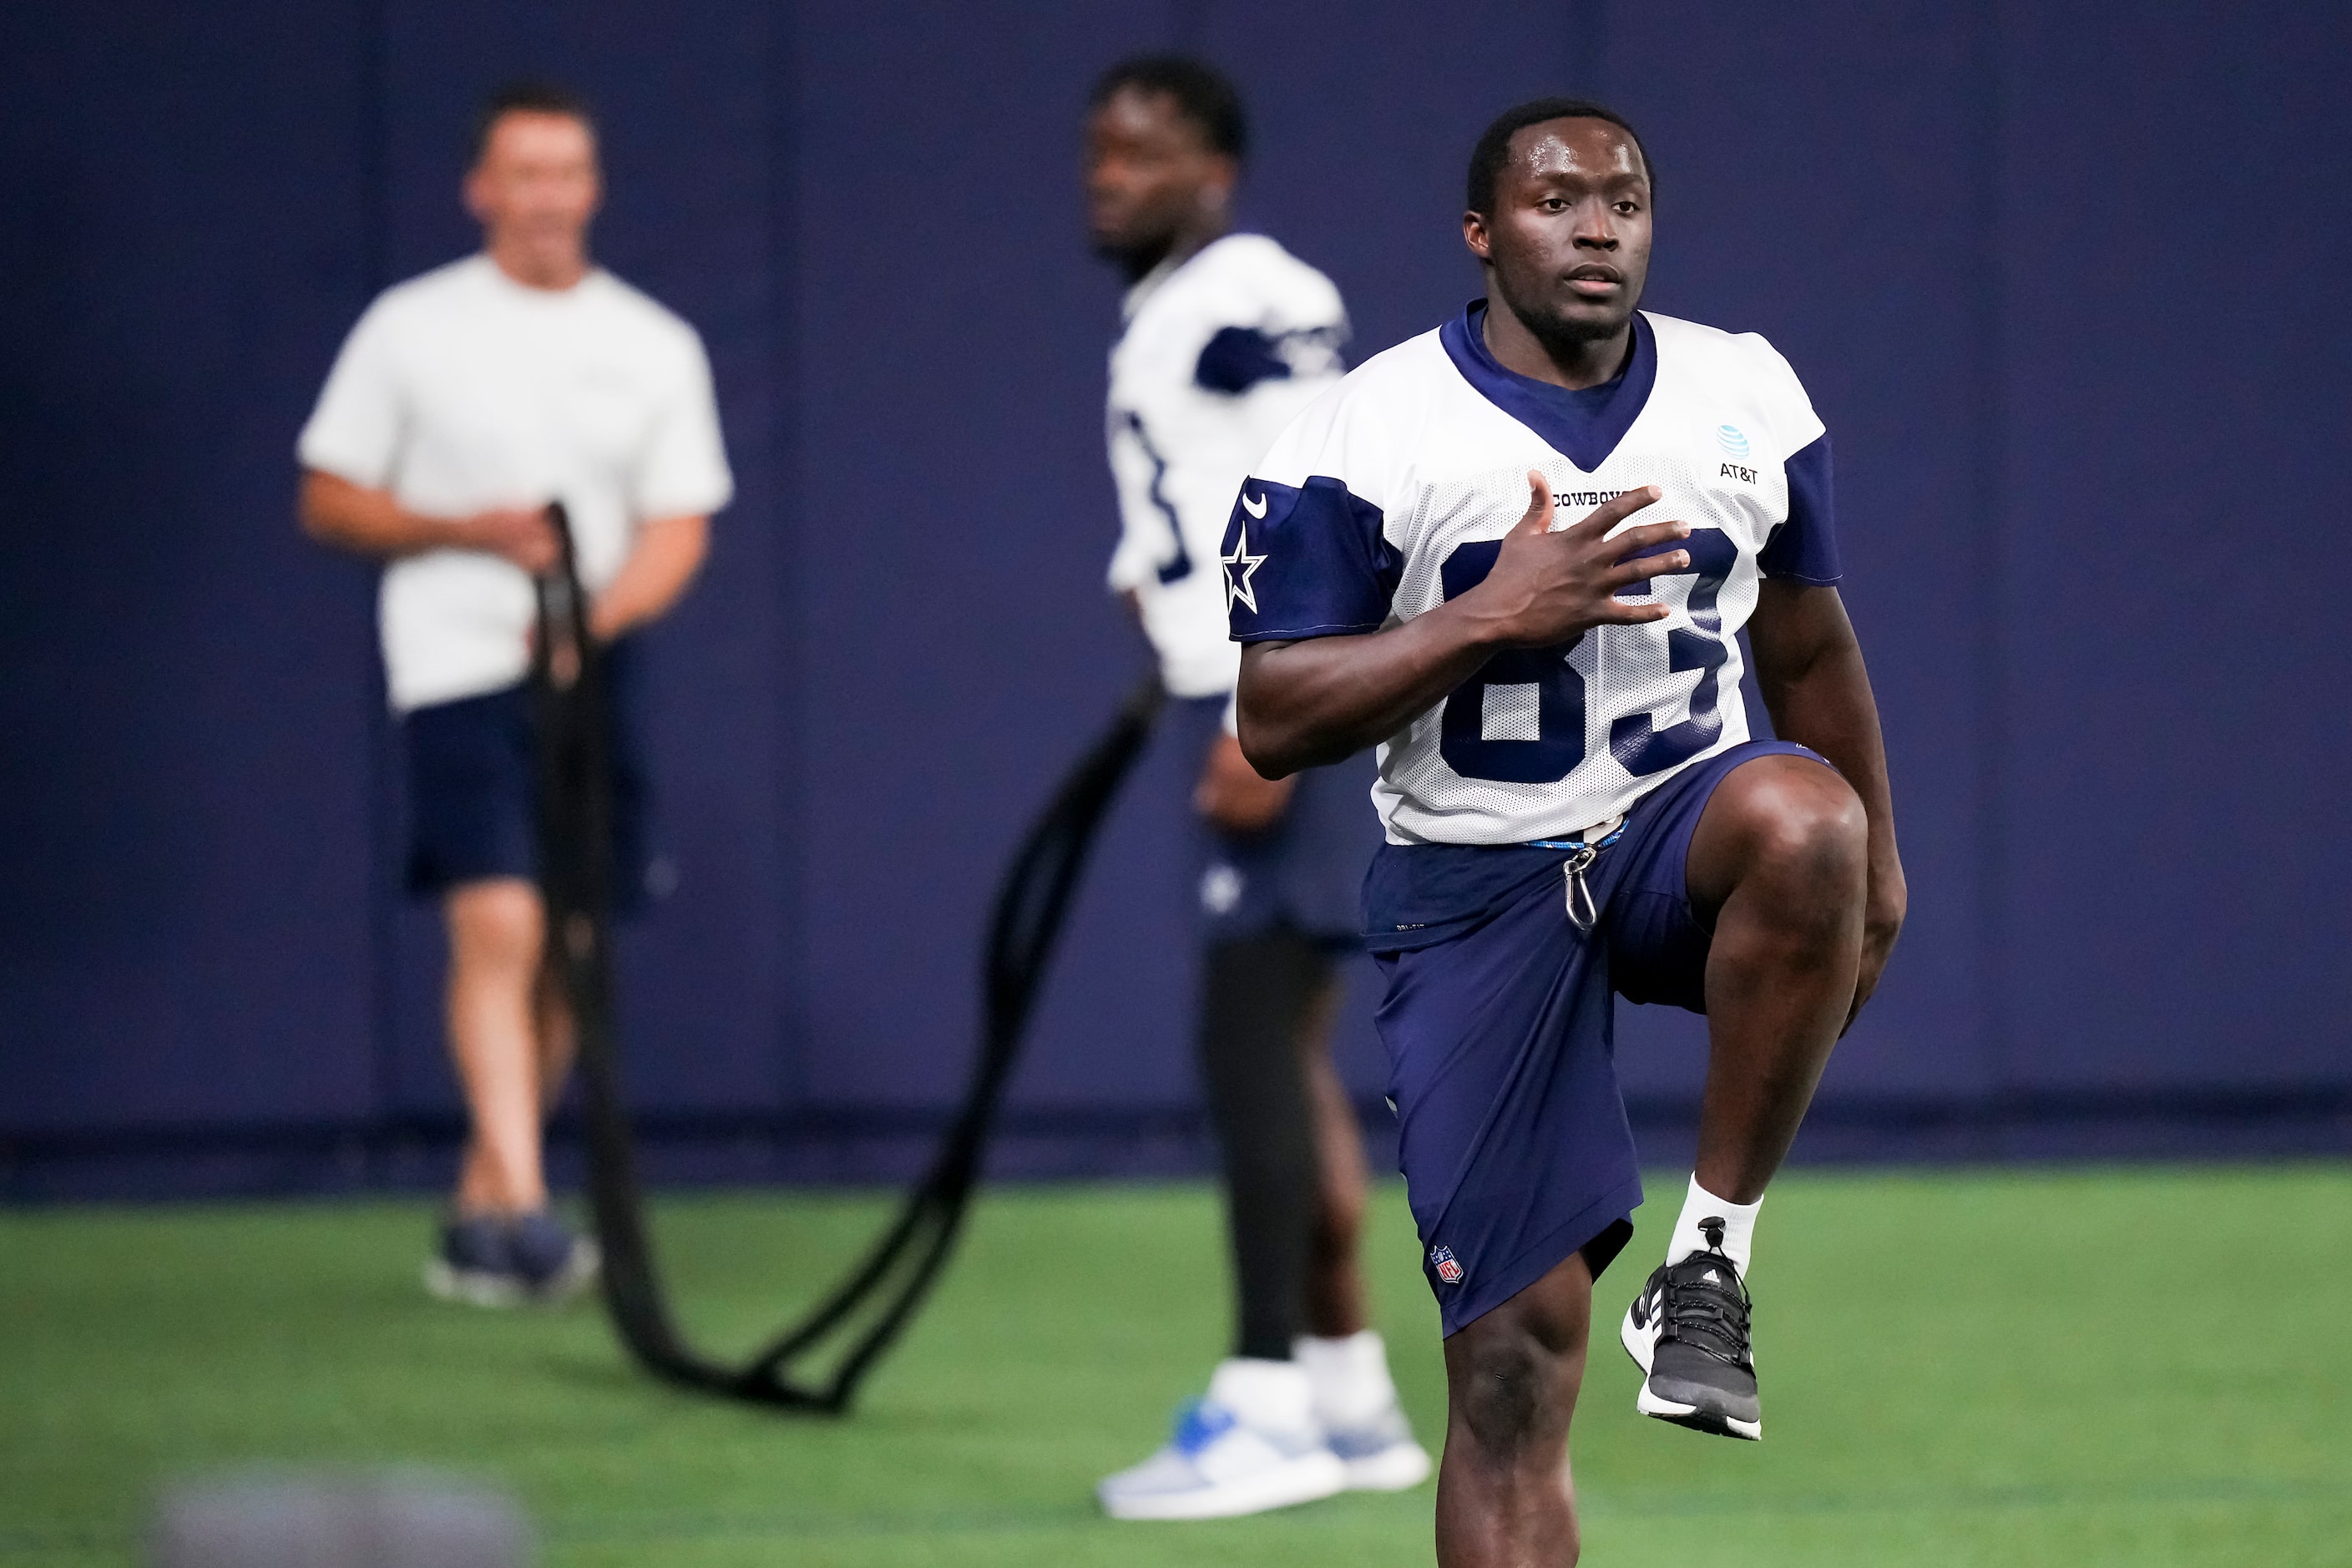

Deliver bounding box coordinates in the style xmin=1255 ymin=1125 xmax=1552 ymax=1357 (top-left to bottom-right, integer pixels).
xmin=1222 ymin=493 xmax=1269 ymax=614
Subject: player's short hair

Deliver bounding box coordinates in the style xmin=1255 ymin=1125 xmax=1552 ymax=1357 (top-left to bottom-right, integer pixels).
xmin=471 ymin=79 xmax=596 ymax=165
xmin=1090 ymin=55 xmax=1247 ymax=162
xmin=1465 ymin=97 xmax=1652 ymax=215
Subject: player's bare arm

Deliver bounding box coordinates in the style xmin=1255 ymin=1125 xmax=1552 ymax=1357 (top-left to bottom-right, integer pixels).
xmin=586 ymin=513 xmax=708 ymax=642
xmin=1744 ymin=579 xmax=1906 ymax=1022
xmin=301 ymin=472 xmax=701 ymax=643
xmin=1235 ymin=475 xmax=1690 ymax=777
xmin=300 ymin=468 xmax=558 ymax=574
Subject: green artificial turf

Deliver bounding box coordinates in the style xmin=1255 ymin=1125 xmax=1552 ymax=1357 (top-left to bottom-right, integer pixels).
xmin=2 ymin=1166 xmax=2348 ymax=1565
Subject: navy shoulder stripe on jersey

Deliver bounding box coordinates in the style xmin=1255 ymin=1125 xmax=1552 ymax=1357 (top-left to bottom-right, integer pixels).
xmin=1759 ymin=432 xmax=1840 ymax=585
xmin=1195 ymin=326 xmax=1294 ymax=394
xmin=1222 ymin=476 xmax=1400 ymax=642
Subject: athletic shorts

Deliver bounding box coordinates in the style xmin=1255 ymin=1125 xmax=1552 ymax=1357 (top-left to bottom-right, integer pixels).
xmin=1363 ymin=739 xmax=1828 ymax=1336
xmin=1172 ymin=695 xmax=1378 ymax=948
xmin=401 ymin=640 xmax=651 ymax=911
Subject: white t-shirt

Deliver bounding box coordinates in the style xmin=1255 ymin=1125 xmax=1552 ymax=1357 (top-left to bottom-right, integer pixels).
xmin=1105 ymin=233 xmax=1347 ymax=698
xmin=1225 ymin=303 xmax=1841 ymax=845
xmin=298 ymin=255 xmax=734 ymax=711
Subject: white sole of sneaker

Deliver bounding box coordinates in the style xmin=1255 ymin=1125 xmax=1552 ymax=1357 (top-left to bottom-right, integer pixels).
xmin=422 ymin=1259 xmax=523 ymax=1309
xmin=1100 ymin=1450 xmax=1348 ymax=1521
xmin=527 ymin=1239 xmax=602 ymax=1306
xmin=1342 ymin=1440 xmax=1433 ymax=1492
xmin=1622 ymin=1299 xmax=1761 ymax=1440
xmin=1636 ymin=1382 xmax=1762 ymax=1441
xmin=1619 ymin=1301 xmax=1657 ymax=1373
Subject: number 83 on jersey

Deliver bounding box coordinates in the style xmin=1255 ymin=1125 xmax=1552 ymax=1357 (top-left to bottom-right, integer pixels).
xmin=1434 ymin=526 xmax=1742 ymax=787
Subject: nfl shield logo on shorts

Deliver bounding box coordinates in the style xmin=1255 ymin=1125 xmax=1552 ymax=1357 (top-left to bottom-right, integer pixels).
xmin=1430 ymin=1245 xmax=1464 ymax=1286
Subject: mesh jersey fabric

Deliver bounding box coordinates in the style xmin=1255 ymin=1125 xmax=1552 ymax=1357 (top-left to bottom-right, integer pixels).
xmin=1106 ymin=233 xmax=1349 ymax=698
xmin=1222 ymin=301 xmax=1840 ymax=846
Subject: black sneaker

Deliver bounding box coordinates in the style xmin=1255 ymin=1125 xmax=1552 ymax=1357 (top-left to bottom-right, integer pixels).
xmin=1619 ymin=1219 xmax=1762 ymax=1440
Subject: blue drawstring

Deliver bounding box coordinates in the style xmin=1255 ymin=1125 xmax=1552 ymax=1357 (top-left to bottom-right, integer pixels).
xmin=1527 ymin=822 xmax=1627 ymax=853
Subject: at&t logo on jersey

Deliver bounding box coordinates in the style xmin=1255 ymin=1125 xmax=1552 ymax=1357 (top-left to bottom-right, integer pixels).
xmin=1715 ymin=422 xmax=1757 ymax=481
xmin=1430 ymin=1245 xmax=1464 ymax=1285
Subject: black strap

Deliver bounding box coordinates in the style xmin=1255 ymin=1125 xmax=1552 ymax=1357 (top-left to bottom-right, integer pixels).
xmin=529 ymin=502 xmax=1162 ymax=1412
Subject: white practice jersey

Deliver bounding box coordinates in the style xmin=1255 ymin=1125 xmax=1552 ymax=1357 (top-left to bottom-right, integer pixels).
xmin=1224 ymin=303 xmax=1842 ymax=846
xmin=1107 ymin=233 xmax=1348 ymax=698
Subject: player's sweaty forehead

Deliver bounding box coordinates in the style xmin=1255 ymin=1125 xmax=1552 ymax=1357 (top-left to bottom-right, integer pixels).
xmin=1505 ymin=118 xmax=1647 ymax=193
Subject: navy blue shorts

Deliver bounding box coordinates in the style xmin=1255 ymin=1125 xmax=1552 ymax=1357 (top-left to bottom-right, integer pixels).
xmin=1363 ymin=740 xmax=1829 ymax=1336
xmin=1173 ymin=695 xmax=1378 ymax=948
xmin=401 ymin=640 xmax=652 ymax=910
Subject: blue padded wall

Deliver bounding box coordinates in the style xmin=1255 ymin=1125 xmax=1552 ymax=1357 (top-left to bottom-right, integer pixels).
xmin=3 ymin=0 xmax=2347 ymax=1196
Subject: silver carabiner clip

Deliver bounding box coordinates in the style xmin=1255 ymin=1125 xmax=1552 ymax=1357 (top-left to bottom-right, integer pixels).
xmin=1533 ymin=813 xmax=1622 ymax=934
xmin=1563 ymin=847 xmax=1600 ymax=933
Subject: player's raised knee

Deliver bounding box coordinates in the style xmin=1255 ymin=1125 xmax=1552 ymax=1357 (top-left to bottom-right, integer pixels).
xmin=1701 ymin=759 xmax=1867 ymax=913
xmin=1757 ymin=778 xmax=1866 ymax=900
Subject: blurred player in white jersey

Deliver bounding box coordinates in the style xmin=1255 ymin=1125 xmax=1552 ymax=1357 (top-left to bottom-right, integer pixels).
xmin=1227 ymin=100 xmax=1905 ymax=1562
xmin=1081 ymin=58 xmax=1429 ymax=1520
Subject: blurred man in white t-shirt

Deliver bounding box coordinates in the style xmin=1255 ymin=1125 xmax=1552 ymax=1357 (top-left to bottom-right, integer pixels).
xmin=298 ymin=82 xmax=732 ymax=1305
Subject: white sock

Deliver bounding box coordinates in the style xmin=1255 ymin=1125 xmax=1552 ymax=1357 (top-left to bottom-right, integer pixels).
xmin=1206 ymin=1357 xmax=1317 ymax=1434
xmin=1666 ymin=1175 xmax=1761 ymax=1277
xmin=1292 ymin=1330 xmax=1398 ymax=1429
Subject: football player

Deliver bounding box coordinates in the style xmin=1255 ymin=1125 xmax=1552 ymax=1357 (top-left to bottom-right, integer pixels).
xmin=1224 ymin=99 xmax=1905 ymax=1563
xmin=1085 ymin=57 xmax=1431 ymax=1520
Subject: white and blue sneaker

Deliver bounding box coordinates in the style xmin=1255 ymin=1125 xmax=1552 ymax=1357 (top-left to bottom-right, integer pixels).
xmin=1098 ymin=1358 xmax=1348 ymax=1520
xmin=1298 ymin=1331 xmax=1433 ymax=1491
xmin=1324 ymin=1403 xmax=1433 ymax=1490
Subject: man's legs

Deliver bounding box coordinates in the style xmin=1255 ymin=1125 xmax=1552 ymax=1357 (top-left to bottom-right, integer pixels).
xmin=1408 ymin=746 xmax=1867 ymax=1561
xmin=410 ymin=681 xmax=603 ymax=1307
xmin=1258 ymin=948 xmax=1431 ymax=1490
xmin=436 ymin=877 xmax=600 ymax=1306
xmin=446 ymin=878 xmax=550 ymax=1216
xmin=1297 ymin=976 xmax=1369 ymax=1339
xmin=1096 ymin=928 xmax=1349 ymax=1520
xmin=1683 ymin=754 xmax=1868 ymax=1203
xmin=1099 ymin=712 xmax=1422 ymax=1518
xmin=1617 ymin=751 xmax=1868 ymax=1438
xmin=1198 ymin=929 xmax=1328 ymax=1359
xmin=1434 ymin=1251 xmax=1592 ymax=1567
xmin=533 ymin=967 xmax=578 ymax=1115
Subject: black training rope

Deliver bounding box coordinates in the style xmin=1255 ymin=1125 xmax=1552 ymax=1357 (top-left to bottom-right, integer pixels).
xmin=530 ymin=503 xmax=1162 ymax=1412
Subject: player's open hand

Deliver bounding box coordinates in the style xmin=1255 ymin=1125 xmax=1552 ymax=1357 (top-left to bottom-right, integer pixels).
xmin=1462 ymin=473 xmax=1690 ymax=649
xmin=463 ymin=504 xmax=560 ymax=575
